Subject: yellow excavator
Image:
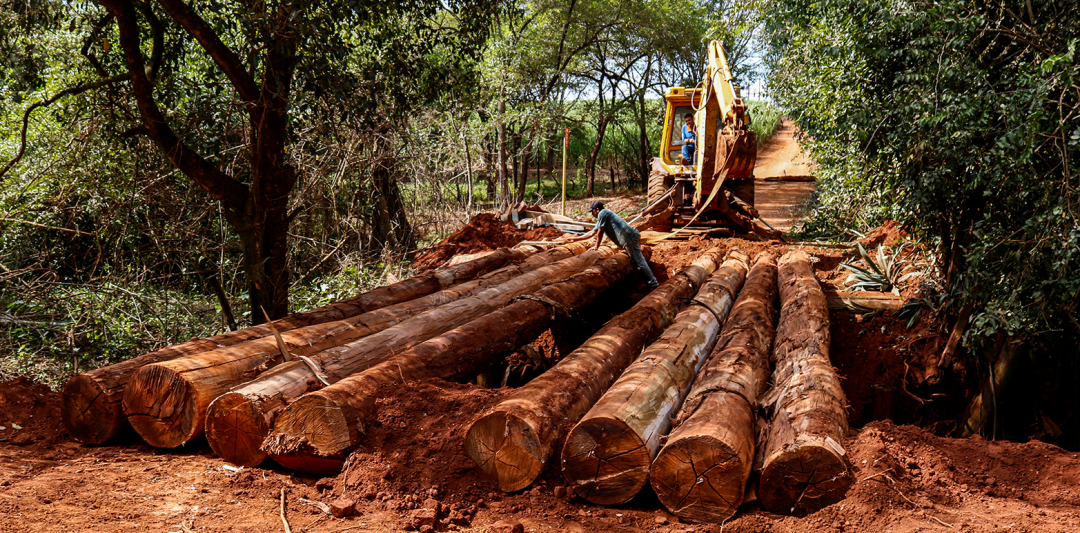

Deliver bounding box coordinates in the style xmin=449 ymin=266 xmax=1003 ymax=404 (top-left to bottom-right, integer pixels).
xmin=637 ymin=40 xmax=781 ymax=240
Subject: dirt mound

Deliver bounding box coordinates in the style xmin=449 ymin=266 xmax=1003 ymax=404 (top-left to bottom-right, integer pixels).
xmin=0 ymin=377 xmax=66 ymax=447
xmin=859 ymin=220 xmax=909 ymax=249
xmin=413 ymin=213 xmax=565 ymax=270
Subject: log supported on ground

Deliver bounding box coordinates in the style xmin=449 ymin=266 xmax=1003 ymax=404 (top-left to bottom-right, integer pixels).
xmin=561 ymin=253 xmax=749 ymax=505
xmin=649 ymin=253 xmax=779 ymax=522
xmin=191 ymin=244 xmax=605 ymax=459
xmin=124 ymin=244 xmax=584 ymax=449
xmin=256 ymin=253 xmax=637 ymax=471
xmin=62 ymin=248 xmax=520 ymax=444
xmin=465 ymin=249 xmax=725 ymax=492
xmin=758 ymin=251 xmax=853 ymax=516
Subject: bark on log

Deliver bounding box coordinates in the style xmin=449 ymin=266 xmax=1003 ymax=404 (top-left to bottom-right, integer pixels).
xmin=561 ymin=254 xmax=749 ymax=505
xmin=757 ymin=251 xmax=853 ymax=516
xmin=465 ymin=249 xmax=726 ymax=492
xmin=62 ymin=248 xmax=521 ymax=444
xmin=648 ymin=253 xmax=779 ymax=522
xmin=195 ymin=244 xmax=604 ymax=459
xmin=823 ymin=290 xmax=904 ymax=313
xmin=258 ymin=253 xmax=636 ymax=471
xmin=125 ymin=244 xmax=582 ymax=449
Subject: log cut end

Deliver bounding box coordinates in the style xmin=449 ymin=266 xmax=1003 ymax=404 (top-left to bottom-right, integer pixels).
xmin=561 ymin=416 xmax=651 ymax=505
xmin=758 ymin=436 xmax=854 ymax=516
xmin=650 ymin=435 xmax=747 ymax=523
xmin=465 ymin=411 xmax=546 ymax=493
xmin=205 ymin=392 xmax=272 ymax=467
xmin=122 ymin=364 xmax=201 ymax=448
xmin=62 ymin=374 xmax=124 ymax=444
xmin=271 ymin=394 xmax=357 ymax=458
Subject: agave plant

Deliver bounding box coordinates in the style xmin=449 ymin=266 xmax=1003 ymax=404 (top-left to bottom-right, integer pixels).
xmin=840 ymin=242 xmax=918 ymax=293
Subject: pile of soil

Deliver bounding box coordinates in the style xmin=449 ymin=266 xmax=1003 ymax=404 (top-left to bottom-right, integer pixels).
xmin=0 ymin=376 xmax=66 ymax=447
xmin=412 ymin=213 xmax=565 ymax=270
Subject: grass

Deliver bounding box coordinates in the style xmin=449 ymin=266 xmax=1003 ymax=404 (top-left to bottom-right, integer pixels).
xmin=747 ymin=100 xmax=784 ymax=146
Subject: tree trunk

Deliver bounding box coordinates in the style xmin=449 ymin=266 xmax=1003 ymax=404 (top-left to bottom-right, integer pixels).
xmin=757 ymin=251 xmax=853 ymax=516
xmin=586 ymin=117 xmax=608 ymax=198
xmin=61 ymin=248 xmax=521 ymax=444
xmin=561 ymin=254 xmax=749 ymax=505
xmin=125 ymin=244 xmax=569 ymax=448
xmin=198 ymin=244 xmax=602 ymax=459
xmin=370 ymin=149 xmax=416 ymax=251
xmin=649 ymin=253 xmax=779 ymax=522
xmin=956 ymin=336 xmax=1025 ymax=439
xmin=497 ymin=98 xmax=510 ymax=209
xmin=465 ymin=249 xmax=725 ymax=492
xmin=637 ymin=90 xmax=651 ymax=189
xmin=258 ymin=253 xmax=635 ymax=471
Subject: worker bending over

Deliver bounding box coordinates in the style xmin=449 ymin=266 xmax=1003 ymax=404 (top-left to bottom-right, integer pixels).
xmin=567 ymin=201 xmax=659 ymax=289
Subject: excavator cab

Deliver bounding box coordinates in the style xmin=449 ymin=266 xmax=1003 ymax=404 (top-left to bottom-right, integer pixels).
xmin=644 ymin=41 xmax=777 ymax=239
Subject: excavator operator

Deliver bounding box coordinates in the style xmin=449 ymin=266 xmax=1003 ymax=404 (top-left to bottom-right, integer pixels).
xmin=681 ymin=113 xmax=697 ymax=165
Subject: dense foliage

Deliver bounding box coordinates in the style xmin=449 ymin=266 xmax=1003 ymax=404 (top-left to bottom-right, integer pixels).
xmin=765 ymin=0 xmax=1079 ymax=438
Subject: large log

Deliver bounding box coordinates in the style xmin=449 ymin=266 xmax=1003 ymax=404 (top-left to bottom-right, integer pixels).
xmin=560 ymin=254 xmax=748 ymax=505
xmin=649 ymin=253 xmax=779 ymax=522
xmin=257 ymin=253 xmax=636 ymax=471
xmin=61 ymin=248 xmax=522 ymax=444
xmin=465 ymin=249 xmax=726 ymax=492
xmin=123 ymin=244 xmax=586 ymax=448
xmin=144 ymin=243 xmax=609 ymax=451
xmin=757 ymin=251 xmax=853 ymax=516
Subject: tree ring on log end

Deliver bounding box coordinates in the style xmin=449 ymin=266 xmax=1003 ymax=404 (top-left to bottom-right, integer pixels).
xmin=758 ymin=437 xmax=853 ymax=516
xmin=561 ymin=417 xmax=651 ymax=505
xmin=123 ymin=365 xmax=200 ymax=448
xmin=273 ymin=394 xmax=355 ymax=457
xmin=205 ymin=392 xmax=270 ymax=467
xmin=650 ymin=435 xmax=745 ymax=523
xmin=465 ymin=411 xmax=545 ymax=493
xmin=63 ymin=374 xmax=122 ymax=444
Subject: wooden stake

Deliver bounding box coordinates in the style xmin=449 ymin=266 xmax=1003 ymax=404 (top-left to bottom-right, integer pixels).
xmin=649 ymin=253 xmax=779 ymax=522
xmin=757 ymin=251 xmax=853 ymax=516
xmin=465 ymin=249 xmax=725 ymax=492
xmin=62 ymin=247 xmax=521 ymax=444
xmin=561 ymin=254 xmax=749 ymax=505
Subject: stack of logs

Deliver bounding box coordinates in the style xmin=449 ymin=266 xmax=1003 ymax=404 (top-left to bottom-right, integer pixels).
xmin=62 ymin=242 xmax=853 ymax=522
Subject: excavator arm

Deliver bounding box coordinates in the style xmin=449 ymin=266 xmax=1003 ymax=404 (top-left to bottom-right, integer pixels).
xmin=692 ymin=40 xmax=755 ymax=206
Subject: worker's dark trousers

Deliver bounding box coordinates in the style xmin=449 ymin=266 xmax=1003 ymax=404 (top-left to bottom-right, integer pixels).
xmin=624 ymin=232 xmax=659 ymax=288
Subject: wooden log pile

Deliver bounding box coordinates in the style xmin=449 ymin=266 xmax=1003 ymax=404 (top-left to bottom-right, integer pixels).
xmin=258 ymin=252 xmax=637 ymax=471
xmin=61 ymin=247 xmax=523 ymax=444
xmin=560 ymin=253 xmax=749 ymax=504
xmin=465 ymin=249 xmax=726 ymax=492
xmin=649 ymin=252 xmax=779 ymax=522
xmin=123 ymin=243 xmax=598 ymax=449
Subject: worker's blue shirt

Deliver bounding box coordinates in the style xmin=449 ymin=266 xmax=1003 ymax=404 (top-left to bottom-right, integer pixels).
xmin=681 ymin=124 xmax=697 ymax=162
xmin=593 ymin=209 xmax=639 ymax=250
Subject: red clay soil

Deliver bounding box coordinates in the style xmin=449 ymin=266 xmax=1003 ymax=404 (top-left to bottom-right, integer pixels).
xmin=412 ymin=213 xmax=564 ymax=270
xmin=3 ymin=375 xmax=1080 ymax=532
xmin=3 ymin=224 xmax=1079 ymax=532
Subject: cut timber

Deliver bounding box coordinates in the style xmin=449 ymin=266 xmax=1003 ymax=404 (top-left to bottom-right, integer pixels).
xmin=758 ymin=251 xmax=853 ymax=516
xmin=561 ymin=254 xmax=749 ymax=505
xmin=259 ymin=253 xmax=636 ymax=471
xmin=61 ymin=248 xmax=520 ymax=444
xmin=823 ymin=290 xmax=903 ymax=313
xmin=126 ymin=244 xmax=581 ymax=449
xmin=649 ymin=253 xmax=779 ymax=522
xmin=198 ymin=244 xmax=605 ymax=460
xmin=465 ymin=249 xmax=726 ymax=492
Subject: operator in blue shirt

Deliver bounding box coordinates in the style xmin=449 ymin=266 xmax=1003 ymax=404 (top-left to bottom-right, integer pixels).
xmin=567 ymin=201 xmax=660 ymax=289
xmin=681 ymin=113 xmax=697 ymax=165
